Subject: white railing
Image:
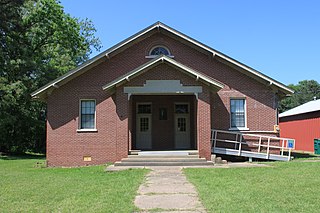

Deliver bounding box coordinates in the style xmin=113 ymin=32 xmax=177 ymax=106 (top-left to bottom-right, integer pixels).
xmin=211 ymin=129 xmax=295 ymax=161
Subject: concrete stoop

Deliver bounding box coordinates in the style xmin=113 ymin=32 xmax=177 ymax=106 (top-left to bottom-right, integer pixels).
xmin=114 ymin=151 xmax=214 ymax=167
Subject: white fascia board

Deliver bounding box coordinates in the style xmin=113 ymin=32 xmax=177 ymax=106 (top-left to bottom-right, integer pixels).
xmin=164 ymin=56 xmax=224 ymax=89
xmin=159 ymin=23 xmax=293 ymax=94
xmin=102 ymin=56 xmax=163 ymax=91
xmin=215 ymin=54 xmax=294 ymax=94
xmin=104 ymin=22 xmax=158 ymax=58
xmin=124 ymin=80 xmax=202 ymax=94
xmin=31 ymin=51 xmax=107 ymax=98
xmin=102 ymin=55 xmax=224 ymax=91
xmin=32 ymin=21 xmax=292 ymax=98
xmin=31 ymin=23 xmax=160 ymax=98
xmin=159 ymin=23 xmax=213 ymax=53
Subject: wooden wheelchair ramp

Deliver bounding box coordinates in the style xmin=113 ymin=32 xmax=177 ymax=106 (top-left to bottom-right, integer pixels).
xmin=211 ymin=129 xmax=295 ymax=161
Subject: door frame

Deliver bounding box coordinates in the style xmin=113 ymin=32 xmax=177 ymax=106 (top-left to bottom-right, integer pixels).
xmin=131 ymin=96 xmax=196 ymax=151
xmin=135 ymin=102 xmax=152 ymax=150
xmin=174 ymin=102 xmax=191 ymax=149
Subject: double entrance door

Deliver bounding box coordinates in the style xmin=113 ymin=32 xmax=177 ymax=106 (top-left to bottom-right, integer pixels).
xmin=135 ymin=102 xmax=191 ymax=150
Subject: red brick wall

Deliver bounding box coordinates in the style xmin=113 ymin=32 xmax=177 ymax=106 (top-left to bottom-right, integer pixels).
xmin=197 ymin=89 xmax=212 ymax=160
xmin=46 ymin=31 xmax=278 ymax=166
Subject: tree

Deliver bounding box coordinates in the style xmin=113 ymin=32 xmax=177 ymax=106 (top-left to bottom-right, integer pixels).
xmin=279 ymin=80 xmax=320 ymax=113
xmin=0 ymin=0 xmax=101 ymax=153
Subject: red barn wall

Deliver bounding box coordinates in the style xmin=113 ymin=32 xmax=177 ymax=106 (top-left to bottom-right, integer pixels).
xmin=280 ymin=111 xmax=320 ymax=152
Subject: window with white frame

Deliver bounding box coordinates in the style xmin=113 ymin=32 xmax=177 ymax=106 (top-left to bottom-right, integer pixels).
xmin=80 ymin=100 xmax=96 ymax=129
xmin=149 ymin=46 xmax=170 ymax=56
xmin=145 ymin=45 xmax=174 ymax=58
xmin=230 ymin=99 xmax=246 ymax=128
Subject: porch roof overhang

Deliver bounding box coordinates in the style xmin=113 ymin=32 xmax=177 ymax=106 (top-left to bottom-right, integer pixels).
xmin=102 ymin=55 xmax=224 ymax=93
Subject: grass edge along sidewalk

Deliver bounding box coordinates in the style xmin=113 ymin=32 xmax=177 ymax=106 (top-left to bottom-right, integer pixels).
xmin=184 ymin=161 xmax=320 ymax=213
xmin=0 ymin=155 xmax=148 ymax=213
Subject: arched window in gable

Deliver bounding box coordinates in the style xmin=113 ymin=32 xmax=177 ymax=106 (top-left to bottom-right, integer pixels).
xmin=150 ymin=46 xmax=170 ymax=56
xmin=146 ymin=46 xmax=173 ymax=58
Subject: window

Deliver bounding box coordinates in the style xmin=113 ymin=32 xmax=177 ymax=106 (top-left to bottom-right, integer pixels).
xmin=146 ymin=45 xmax=172 ymax=58
xmin=175 ymin=104 xmax=189 ymax=114
xmin=146 ymin=46 xmax=174 ymax=58
xmin=230 ymin=99 xmax=246 ymax=128
xmin=140 ymin=117 xmax=149 ymax=132
xmin=177 ymin=117 xmax=187 ymax=132
xmin=159 ymin=108 xmax=167 ymax=120
xmin=137 ymin=104 xmax=151 ymax=114
xmin=150 ymin=46 xmax=170 ymax=56
xmin=80 ymin=100 xmax=96 ymax=129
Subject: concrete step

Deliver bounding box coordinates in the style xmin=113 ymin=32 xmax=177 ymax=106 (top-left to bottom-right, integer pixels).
xmin=129 ymin=150 xmax=199 ymax=156
xmin=115 ymin=150 xmax=212 ymax=167
xmin=114 ymin=161 xmax=214 ymax=167
xmin=127 ymin=155 xmax=200 ymax=158
xmin=121 ymin=157 xmax=207 ymax=162
xmin=129 ymin=150 xmax=141 ymax=155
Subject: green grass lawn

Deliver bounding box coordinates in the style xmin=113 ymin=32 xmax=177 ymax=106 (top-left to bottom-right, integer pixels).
xmin=0 ymin=155 xmax=148 ymax=212
xmin=185 ymin=161 xmax=320 ymax=213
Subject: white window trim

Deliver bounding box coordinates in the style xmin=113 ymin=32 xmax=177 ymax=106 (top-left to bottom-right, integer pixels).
xmin=145 ymin=45 xmax=174 ymax=58
xmin=228 ymin=127 xmax=250 ymax=131
xmin=77 ymin=99 xmax=97 ymax=132
xmin=145 ymin=55 xmax=174 ymax=59
xmin=229 ymin=97 xmax=249 ymax=131
xmin=77 ymin=129 xmax=98 ymax=133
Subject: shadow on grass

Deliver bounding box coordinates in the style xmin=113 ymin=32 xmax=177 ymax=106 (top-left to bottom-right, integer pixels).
xmin=0 ymin=152 xmax=45 ymax=160
xmin=291 ymin=152 xmax=320 ymax=159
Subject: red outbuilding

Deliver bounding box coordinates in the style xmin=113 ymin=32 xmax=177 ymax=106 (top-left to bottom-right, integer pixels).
xmin=279 ymin=99 xmax=320 ymax=153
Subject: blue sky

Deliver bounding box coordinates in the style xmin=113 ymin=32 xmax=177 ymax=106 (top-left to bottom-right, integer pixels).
xmin=60 ymin=0 xmax=320 ymax=85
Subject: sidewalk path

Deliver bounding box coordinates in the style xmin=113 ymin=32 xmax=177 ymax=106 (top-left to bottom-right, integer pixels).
xmin=134 ymin=166 xmax=206 ymax=212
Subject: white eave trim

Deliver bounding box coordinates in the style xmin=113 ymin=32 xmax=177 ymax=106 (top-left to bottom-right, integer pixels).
xmin=215 ymin=54 xmax=294 ymax=94
xmin=158 ymin=22 xmax=293 ymax=94
xmin=32 ymin=21 xmax=293 ymax=98
xmin=124 ymin=80 xmax=203 ymax=100
xmin=31 ymin=51 xmax=106 ymax=98
xmin=102 ymin=55 xmax=224 ymax=91
xmin=31 ymin=23 xmax=160 ymax=98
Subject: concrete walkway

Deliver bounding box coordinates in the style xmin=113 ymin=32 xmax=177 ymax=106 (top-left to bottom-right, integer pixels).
xmin=134 ymin=166 xmax=206 ymax=212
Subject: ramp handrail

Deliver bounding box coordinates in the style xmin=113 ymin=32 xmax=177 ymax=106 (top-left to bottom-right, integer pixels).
xmin=211 ymin=129 xmax=295 ymax=161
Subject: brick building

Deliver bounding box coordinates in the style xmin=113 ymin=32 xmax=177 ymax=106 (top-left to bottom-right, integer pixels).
xmin=32 ymin=22 xmax=293 ymax=166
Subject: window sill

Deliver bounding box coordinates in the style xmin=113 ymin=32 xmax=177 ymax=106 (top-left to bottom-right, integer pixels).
xmin=77 ymin=129 xmax=98 ymax=133
xmin=228 ymin=127 xmax=250 ymax=131
xmin=145 ymin=55 xmax=174 ymax=59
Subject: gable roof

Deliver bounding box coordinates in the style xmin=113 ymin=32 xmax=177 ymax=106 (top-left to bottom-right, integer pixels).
xmin=102 ymin=55 xmax=224 ymax=91
xmin=279 ymin=99 xmax=320 ymax=118
xmin=31 ymin=21 xmax=293 ymax=99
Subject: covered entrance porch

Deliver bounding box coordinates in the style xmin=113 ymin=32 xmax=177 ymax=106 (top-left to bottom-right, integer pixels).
xmin=132 ymin=95 xmax=197 ymax=151
xmin=103 ymin=56 xmax=224 ymax=160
